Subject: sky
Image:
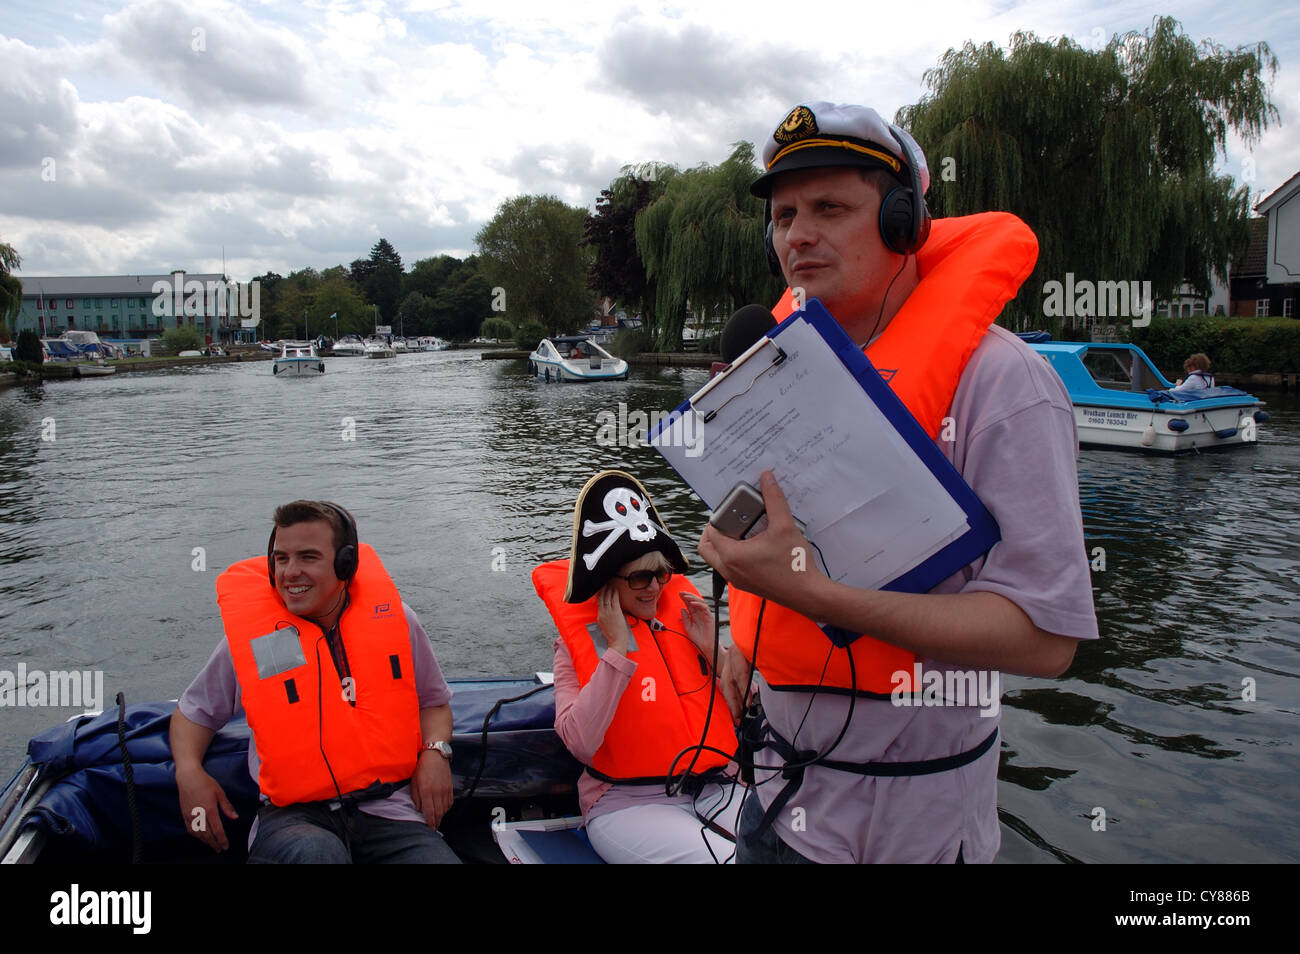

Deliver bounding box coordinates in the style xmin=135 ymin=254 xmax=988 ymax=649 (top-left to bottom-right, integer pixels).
xmin=2 ymin=0 xmax=1297 ymax=283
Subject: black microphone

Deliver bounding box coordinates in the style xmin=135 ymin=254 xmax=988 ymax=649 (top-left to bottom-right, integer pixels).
xmin=720 ymin=304 xmax=776 ymax=364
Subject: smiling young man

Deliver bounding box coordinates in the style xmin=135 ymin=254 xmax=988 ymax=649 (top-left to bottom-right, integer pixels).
xmin=169 ymin=500 xmax=461 ymax=863
xmin=697 ymin=102 xmax=1099 ymax=863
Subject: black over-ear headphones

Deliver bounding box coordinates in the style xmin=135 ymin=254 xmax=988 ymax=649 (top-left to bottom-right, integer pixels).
xmin=763 ymin=125 xmax=932 ymax=277
xmin=266 ymin=502 xmax=360 ymax=588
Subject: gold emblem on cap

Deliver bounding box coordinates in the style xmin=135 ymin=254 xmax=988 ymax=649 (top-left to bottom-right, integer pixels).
xmin=774 ymin=105 xmax=817 ymax=145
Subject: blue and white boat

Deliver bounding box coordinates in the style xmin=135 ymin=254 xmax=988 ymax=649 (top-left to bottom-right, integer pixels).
xmin=272 ymin=341 xmax=325 ymax=377
xmin=528 ymin=336 xmax=628 ymax=383
xmin=1025 ymin=339 xmax=1268 ymax=453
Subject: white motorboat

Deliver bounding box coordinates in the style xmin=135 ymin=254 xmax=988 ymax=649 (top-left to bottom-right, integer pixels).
xmin=332 ymin=335 xmax=365 ymax=357
xmin=364 ymin=337 xmax=396 ymax=359
xmin=528 ymin=335 xmax=628 ymax=382
xmin=1026 ymin=339 xmax=1268 ymax=453
xmin=272 ymin=341 xmax=325 ymax=376
xmin=418 ymin=336 xmax=451 ymax=351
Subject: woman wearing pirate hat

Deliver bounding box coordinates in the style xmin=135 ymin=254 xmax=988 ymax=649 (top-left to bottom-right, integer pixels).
xmin=531 ymin=470 xmax=743 ymax=863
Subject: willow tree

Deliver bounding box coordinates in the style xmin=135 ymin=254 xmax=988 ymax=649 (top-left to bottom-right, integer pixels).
xmin=897 ymin=16 xmax=1277 ymax=332
xmin=1 ymin=240 xmax=21 ymax=333
xmin=635 ymin=142 xmax=784 ymax=350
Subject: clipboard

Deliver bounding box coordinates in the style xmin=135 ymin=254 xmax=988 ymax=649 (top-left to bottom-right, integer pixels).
xmin=650 ymin=298 xmax=1000 ymax=646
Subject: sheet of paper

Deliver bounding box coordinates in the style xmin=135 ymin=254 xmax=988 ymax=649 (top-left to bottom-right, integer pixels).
xmin=654 ymin=315 xmax=971 ymax=592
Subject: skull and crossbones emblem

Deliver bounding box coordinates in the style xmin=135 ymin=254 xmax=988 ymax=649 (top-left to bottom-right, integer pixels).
xmin=582 ymin=487 xmax=658 ymax=570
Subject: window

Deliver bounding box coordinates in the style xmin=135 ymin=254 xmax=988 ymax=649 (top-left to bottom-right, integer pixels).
xmin=1192 ymin=300 xmax=1206 ymax=316
xmin=95 ymin=299 xmax=103 ymax=310
xmin=66 ymin=299 xmax=73 ymax=308
xmin=1285 ymin=299 xmax=1294 ymax=318
xmin=110 ymin=298 xmax=118 ymax=307
xmin=36 ymin=299 xmax=42 ymax=310
xmin=1256 ymin=299 xmax=1270 ymax=317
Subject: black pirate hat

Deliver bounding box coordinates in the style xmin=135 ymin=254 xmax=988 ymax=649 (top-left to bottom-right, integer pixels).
xmin=564 ymin=470 xmax=688 ymax=603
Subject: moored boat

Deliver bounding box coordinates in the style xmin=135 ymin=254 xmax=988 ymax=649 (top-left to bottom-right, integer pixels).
xmin=1025 ymin=338 xmax=1268 ymax=453
xmin=527 ymin=336 xmax=628 ymax=382
xmin=332 ymin=335 xmax=365 ymax=357
xmin=364 ymin=337 xmax=396 ymax=359
xmin=272 ymin=341 xmax=325 ymax=376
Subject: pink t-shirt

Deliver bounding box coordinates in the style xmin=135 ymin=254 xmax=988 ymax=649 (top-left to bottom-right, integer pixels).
xmin=748 ymin=325 xmax=1099 ymax=863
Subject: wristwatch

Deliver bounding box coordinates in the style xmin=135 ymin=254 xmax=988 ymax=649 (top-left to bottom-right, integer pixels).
xmin=420 ymin=740 xmax=453 ymax=760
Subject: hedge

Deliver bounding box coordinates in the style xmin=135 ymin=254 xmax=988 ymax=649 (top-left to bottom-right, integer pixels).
xmin=1121 ymin=317 xmax=1300 ymax=376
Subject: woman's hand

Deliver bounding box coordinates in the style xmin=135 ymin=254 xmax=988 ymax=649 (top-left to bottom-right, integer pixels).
xmin=679 ymin=590 xmax=717 ymax=657
xmin=596 ymin=582 xmax=632 ymax=656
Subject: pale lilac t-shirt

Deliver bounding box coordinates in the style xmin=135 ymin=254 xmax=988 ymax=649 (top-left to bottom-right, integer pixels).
xmin=748 ymin=324 xmax=1099 ymax=863
xmin=178 ymin=602 xmax=452 ymax=838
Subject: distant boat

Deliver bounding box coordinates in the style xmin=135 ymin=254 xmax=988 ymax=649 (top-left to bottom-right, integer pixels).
xmin=272 ymin=341 xmax=325 ymax=377
xmin=364 ymin=337 xmax=395 ymax=359
xmin=528 ymin=335 xmax=628 ymax=382
xmin=332 ymin=335 xmax=365 ymax=357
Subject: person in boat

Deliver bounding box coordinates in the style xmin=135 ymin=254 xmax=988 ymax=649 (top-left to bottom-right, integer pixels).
xmin=1173 ymin=353 xmax=1215 ymax=392
xmin=169 ymin=500 xmax=460 ymax=863
xmin=532 ymin=470 xmax=742 ymax=863
xmin=696 ymin=101 xmax=1099 ymax=863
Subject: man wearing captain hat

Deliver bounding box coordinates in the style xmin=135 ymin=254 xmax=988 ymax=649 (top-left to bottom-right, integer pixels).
xmin=697 ymin=101 xmax=1099 ymax=863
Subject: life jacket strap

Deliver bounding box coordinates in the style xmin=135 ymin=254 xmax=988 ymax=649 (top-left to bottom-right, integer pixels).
xmin=748 ymin=713 xmax=999 ymax=841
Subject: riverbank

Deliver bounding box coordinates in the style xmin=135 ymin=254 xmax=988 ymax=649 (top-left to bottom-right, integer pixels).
xmin=0 ymin=351 xmax=273 ymax=386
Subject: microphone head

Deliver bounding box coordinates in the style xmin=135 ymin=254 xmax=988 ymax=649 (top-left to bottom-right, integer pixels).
xmin=721 ymin=304 xmax=777 ymax=363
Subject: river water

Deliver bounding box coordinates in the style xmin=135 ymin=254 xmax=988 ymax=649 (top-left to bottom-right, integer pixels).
xmin=1 ymin=351 xmax=1296 ymax=863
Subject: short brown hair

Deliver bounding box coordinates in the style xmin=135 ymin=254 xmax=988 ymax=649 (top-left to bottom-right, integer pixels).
xmin=1184 ymin=353 xmax=1212 ymax=372
xmin=859 ymin=166 xmax=903 ymax=200
xmin=272 ymin=500 xmax=351 ymax=555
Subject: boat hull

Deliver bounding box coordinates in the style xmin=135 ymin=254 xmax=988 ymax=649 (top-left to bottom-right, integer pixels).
xmin=1074 ymin=402 xmax=1261 ymax=453
xmin=272 ymin=358 xmax=325 ymax=376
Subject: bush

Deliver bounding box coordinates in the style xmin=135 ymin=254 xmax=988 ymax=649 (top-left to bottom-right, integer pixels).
xmin=514 ymin=319 xmax=547 ymax=351
xmin=160 ymin=325 xmax=205 ymax=355
xmin=1122 ymin=316 xmax=1300 ymax=376
xmin=479 ymin=317 xmax=514 ymax=341
xmin=15 ymin=329 xmax=43 ymax=363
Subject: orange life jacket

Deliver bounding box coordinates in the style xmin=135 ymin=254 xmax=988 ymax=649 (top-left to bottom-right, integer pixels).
xmin=729 ymin=212 xmax=1039 ymax=695
xmin=217 ymin=544 xmax=420 ymax=805
xmin=533 ymin=560 xmax=735 ymax=782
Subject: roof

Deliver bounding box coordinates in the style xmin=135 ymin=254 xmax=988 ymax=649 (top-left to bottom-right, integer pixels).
xmin=19 ymin=274 xmax=227 ymax=298
xmin=1256 ymin=169 xmax=1300 ymax=215
xmin=1236 ymin=218 xmax=1268 ymax=276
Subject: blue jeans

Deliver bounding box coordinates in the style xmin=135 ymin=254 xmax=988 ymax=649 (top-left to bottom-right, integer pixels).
xmin=248 ymin=801 xmax=461 ymax=864
xmin=735 ymin=791 xmax=815 ymax=865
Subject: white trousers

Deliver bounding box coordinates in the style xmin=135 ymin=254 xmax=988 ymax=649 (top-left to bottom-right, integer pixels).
xmin=584 ymin=782 xmax=743 ymax=864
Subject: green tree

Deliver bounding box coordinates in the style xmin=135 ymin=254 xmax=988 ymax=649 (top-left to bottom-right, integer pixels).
xmin=367 ymin=238 xmax=404 ymax=324
xmin=476 ymin=195 xmax=594 ymax=336
xmin=161 ymin=325 xmax=205 ymax=354
xmin=397 ymin=291 xmax=436 ymax=337
xmin=897 ymin=16 xmax=1278 ymax=333
xmin=479 ymin=316 xmax=514 ymax=340
xmin=431 ymin=261 xmax=492 ymax=339
xmin=635 ymin=142 xmax=784 ymax=350
xmin=15 ymin=329 xmax=42 ymax=363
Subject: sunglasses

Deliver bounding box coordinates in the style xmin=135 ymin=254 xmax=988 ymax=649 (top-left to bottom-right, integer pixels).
xmin=613 ymin=569 xmax=673 ymax=590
